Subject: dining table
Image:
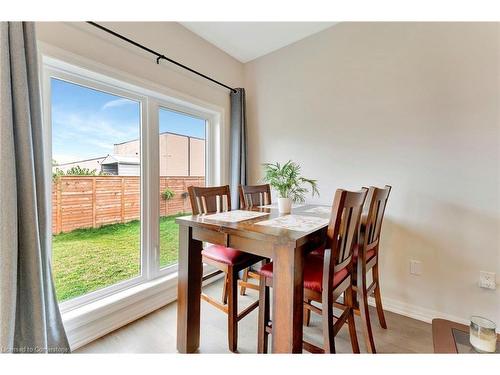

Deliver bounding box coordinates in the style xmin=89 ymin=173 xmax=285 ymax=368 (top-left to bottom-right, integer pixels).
xmin=175 ymin=203 xmax=332 ymax=353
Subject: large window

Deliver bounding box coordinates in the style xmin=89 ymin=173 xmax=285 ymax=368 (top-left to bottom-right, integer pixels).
xmin=43 ymin=59 xmax=216 ymax=309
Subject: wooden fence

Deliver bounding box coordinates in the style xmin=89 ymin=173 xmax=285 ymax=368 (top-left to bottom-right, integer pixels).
xmin=52 ymin=176 xmax=204 ymax=234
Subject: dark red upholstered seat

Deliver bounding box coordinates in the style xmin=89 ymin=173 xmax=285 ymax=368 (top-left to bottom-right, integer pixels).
xmin=202 ymin=244 xmax=257 ymax=266
xmin=309 ymin=244 xmax=375 ymax=263
xmin=259 ymin=254 xmax=349 ymax=293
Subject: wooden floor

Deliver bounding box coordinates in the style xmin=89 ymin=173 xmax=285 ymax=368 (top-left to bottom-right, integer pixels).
xmin=76 ymin=279 xmax=433 ymax=353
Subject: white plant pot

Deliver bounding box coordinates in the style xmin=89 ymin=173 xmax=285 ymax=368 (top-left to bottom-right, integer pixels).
xmin=278 ymin=197 xmax=292 ymax=214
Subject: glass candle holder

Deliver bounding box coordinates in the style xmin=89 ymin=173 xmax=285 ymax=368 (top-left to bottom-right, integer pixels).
xmin=470 ymin=316 xmax=497 ymax=353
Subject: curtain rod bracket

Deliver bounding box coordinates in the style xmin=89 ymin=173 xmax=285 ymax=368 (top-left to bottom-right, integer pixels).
xmin=156 ymin=55 xmax=166 ymax=65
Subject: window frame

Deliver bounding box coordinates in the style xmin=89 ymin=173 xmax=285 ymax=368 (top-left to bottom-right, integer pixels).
xmin=41 ymin=54 xmax=222 ymax=313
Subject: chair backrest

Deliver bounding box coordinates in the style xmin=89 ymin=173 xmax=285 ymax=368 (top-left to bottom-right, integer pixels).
xmin=324 ymin=189 xmax=367 ymax=280
xmin=360 ymin=185 xmax=391 ymax=254
xmin=238 ymin=184 xmax=272 ymax=208
xmin=188 ymin=185 xmax=231 ymax=215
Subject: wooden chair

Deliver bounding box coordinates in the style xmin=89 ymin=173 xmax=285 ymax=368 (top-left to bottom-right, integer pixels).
xmin=305 ymin=185 xmax=392 ymax=353
xmin=187 ymin=185 xmax=263 ymax=352
xmin=257 ymin=188 xmax=367 ymax=353
xmin=352 ymin=185 xmax=392 ymax=353
xmin=237 ymin=184 xmax=272 ymax=296
xmin=239 ymin=184 xmax=272 ymax=208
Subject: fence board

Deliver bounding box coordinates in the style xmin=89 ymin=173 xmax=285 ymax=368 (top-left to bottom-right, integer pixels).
xmin=52 ymin=176 xmax=204 ymax=234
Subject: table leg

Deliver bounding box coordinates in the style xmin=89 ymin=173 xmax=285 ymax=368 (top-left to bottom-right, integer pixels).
xmin=177 ymin=224 xmax=203 ymax=353
xmin=271 ymin=243 xmax=304 ymax=353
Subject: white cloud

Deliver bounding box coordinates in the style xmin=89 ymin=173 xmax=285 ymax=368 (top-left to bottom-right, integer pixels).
xmin=51 ymin=106 xmax=140 ymax=164
xmin=52 ymin=108 xmax=139 ymax=141
xmin=86 ymin=138 xmax=114 ymax=150
xmin=101 ymin=98 xmax=135 ymax=110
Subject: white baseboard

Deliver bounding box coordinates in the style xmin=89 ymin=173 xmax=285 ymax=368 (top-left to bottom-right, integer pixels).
xmin=368 ymin=296 xmax=470 ymax=326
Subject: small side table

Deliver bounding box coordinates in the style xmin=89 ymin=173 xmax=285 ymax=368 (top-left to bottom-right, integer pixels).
xmin=432 ymin=318 xmax=500 ymax=353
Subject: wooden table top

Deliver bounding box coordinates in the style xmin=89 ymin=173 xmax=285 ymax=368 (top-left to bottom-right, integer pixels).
xmin=432 ymin=318 xmax=500 ymax=353
xmin=175 ymin=204 xmax=332 ymax=246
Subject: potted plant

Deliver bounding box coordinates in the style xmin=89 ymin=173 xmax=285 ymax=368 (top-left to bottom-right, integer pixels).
xmin=262 ymin=160 xmax=319 ymax=214
xmin=161 ymin=188 xmax=175 ymax=201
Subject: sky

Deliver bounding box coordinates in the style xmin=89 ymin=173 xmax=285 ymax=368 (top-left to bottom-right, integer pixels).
xmin=51 ymin=78 xmax=206 ymax=164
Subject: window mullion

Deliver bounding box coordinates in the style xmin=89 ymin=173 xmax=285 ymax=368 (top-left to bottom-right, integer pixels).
xmin=144 ymin=99 xmax=160 ymax=279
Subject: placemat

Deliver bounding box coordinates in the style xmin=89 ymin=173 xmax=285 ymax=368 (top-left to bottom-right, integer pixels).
xmin=258 ymin=203 xmax=305 ymax=209
xmin=256 ymin=214 xmax=329 ymax=232
xmin=302 ymin=206 xmax=331 ymax=215
xmin=202 ymin=210 xmax=269 ymax=223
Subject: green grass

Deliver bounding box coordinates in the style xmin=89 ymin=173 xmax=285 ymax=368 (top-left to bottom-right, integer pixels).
xmin=52 ymin=214 xmax=182 ymax=302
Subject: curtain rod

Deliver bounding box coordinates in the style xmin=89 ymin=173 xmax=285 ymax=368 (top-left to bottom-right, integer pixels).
xmin=86 ymin=22 xmax=238 ymax=93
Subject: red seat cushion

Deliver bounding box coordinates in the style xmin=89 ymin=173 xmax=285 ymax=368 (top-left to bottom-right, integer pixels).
xmin=309 ymin=244 xmax=375 ymax=262
xmin=202 ymin=244 xmax=258 ymax=266
xmin=259 ymin=255 xmax=350 ymax=292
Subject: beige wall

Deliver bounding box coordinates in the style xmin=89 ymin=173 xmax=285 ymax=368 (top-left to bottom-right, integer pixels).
xmin=114 ymin=140 xmax=140 ymax=157
xmin=244 ymin=23 xmax=500 ymax=324
xmin=190 ymin=138 xmax=205 ymax=176
xmin=37 ymin=21 xmax=243 ymax=183
xmin=162 ymin=133 xmax=188 ymax=176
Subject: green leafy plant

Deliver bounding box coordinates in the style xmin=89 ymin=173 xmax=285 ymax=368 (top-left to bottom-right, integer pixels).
xmin=52 ymin=165 xmax=108 ymax=181
xmin=161 ymin=188 xmax=175 ymax=201
xmin=67 ymin=166 xmax=100 ymax=175
xmin=52 ymin=168 xmax=65 ymax=181
xmin=262 ymin=160 xmax=319 ymax=203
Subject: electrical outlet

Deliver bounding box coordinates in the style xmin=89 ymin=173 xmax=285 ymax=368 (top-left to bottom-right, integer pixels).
xmin=410 ymin=260 xmax=422 ymax=276
xmin=479 ymin=271 xmax=496 ymax=290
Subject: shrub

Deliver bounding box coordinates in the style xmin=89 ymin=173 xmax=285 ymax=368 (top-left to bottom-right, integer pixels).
xmin=161 ymin=188 xmax=175 ymax=201
xmin=52 ymin=165 xmax=109 ymax=181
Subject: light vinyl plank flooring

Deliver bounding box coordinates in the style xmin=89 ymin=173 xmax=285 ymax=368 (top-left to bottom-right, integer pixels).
xmin=76 ymin=280 xmax=433 ymax=353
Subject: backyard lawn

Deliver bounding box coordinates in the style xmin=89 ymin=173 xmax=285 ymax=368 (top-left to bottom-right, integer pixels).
xmin=52 ymin=214 xmax=181 ymax=302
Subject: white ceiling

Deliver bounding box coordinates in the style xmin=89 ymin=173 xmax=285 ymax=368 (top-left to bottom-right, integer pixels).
xmin=180 ymin=22 xmax=336 ymax=63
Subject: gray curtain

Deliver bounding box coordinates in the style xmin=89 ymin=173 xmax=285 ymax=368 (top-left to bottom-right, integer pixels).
xmin=229 ymin=88 xmax=247 ymax=208
xmin=0 ymin=22 xmax=70 ymax=353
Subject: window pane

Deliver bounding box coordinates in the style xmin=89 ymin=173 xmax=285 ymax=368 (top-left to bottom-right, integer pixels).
xmin=158 ymin=108 xmax=206 ymax=268
xmin=51 ymin=78 xmax=142 ymax=302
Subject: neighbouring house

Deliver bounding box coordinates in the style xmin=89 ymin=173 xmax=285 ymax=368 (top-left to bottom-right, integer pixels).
xmin=53 ymin=131 xmax=205 ymax=176
xmin=53 ymin=156 xmax=106 ymax=173
xmin=100 ymin=154 xmax=140 ymax=176
xmin=114 ymin=131 xmax=205 ymax=176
